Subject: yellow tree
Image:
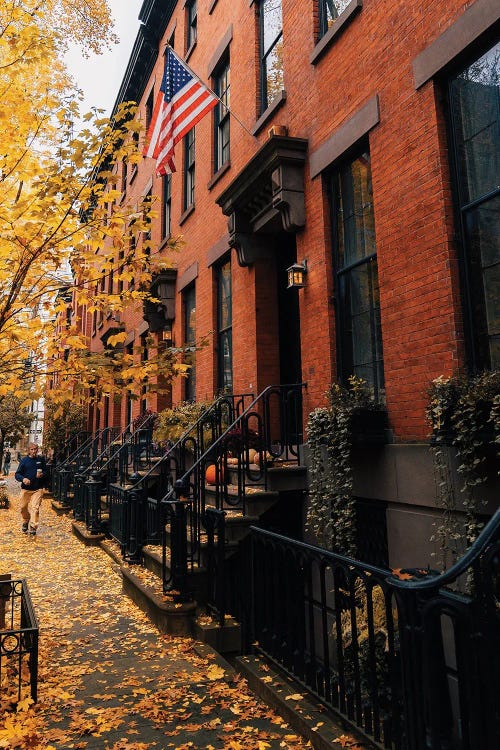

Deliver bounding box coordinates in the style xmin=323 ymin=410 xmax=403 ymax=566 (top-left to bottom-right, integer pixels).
xmin=0 ymin=1 xmax=192 ymax=414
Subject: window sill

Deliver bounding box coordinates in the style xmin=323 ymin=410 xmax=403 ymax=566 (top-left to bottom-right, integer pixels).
xmin=310 ymin=0 xmax=362 ymax=65
xmin=179 ymin=203 xmax=195 ymax=225
xmin=251 ymin=90 xmax=287 ymax=136
xmin=129 ymin=165 xmax=138 ymax=185
xmin=185 ymin=40 xmax=197 ymax=63
xmin=208 ymin=161 xmax=231 ymax=190
xmin=159 ymin=234 xmax=172 ymax=251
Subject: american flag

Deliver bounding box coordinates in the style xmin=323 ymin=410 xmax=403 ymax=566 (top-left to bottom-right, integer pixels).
xmin=144 ymin=48 xmax=218 ymax=175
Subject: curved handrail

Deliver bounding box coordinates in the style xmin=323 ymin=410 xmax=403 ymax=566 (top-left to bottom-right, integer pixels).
xmin=56 ymin=429 xmax=105 ymax=470
xmin=114 ymin=393 xmax=254 ymax=491
xmin=389 ymin=506 xmax=500 ymax=590
xmin=56 ymin=431 xmax=90 ymax=468
xmin=77 ymin=422 xmax=135 ymax=475
xmin=161 ymin=383 xmax=306 ymax=503
xmin=93 ymin=413 xmax=157 ymax=475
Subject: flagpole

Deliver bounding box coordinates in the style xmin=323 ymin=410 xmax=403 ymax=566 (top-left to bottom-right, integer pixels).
xmin=165 ymin=44 xmax=257 ymax=140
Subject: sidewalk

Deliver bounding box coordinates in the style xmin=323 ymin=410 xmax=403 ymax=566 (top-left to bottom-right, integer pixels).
xmin=0 ymin=483 xmax=315 ymax=750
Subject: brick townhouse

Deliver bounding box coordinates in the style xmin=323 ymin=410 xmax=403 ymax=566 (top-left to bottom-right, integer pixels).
xmin=57 ymin=0 xmax=499 ymax=566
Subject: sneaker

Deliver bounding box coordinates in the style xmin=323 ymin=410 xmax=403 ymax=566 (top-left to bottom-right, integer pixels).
xmin=28 ymin=528 xmax=36 ymax=536
xmin=22 ymin=522 xmax=29 ymax=533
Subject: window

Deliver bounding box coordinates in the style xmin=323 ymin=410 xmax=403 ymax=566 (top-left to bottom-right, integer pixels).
xmin=184 ymin=128 xmax=195 ymax=210
xmin=217 ymin=260 xmax=232 ymax=391
xmin=145 ymin=89 xmax=154 ymax=133
xmin=214 ymin=59 xmax=230 ymax=171
xmin=448 ymin=42 xmax=500 ymax=370
xmin=183 ymin=285 xmax=196 ymax=401
xmin=260 ymin=0 xmax=284 ymax=112
xmin=121 ymin=161 xmax=128 ymax=193
xmin=318 ymin=0 xmax=351 ymax=37
xmin=330 ymin=150 xmax=385 ymax=399
xmin=162 ymin=174 xmax=172 ymax=239
xmin=186 ymin=0 xmax=197 ymax=50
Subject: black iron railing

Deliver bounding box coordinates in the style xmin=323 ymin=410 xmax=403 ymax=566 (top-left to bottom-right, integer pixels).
xmin=107 ymin=394 xmax=253 ymax=561
xmin=79 ymin=414 xmax=157 ymax=531
xmin=389 ymin=508 xmax=500 ymax=750
xmin=161 ymin=384 xmax=305 ymax=596
xmin=237 ymin=508 xmax=500 ymax=750
xmin=0 ymin=578 xmax=39 ymax=704
xmin=53 ymin=428 xmax=109 ymax=505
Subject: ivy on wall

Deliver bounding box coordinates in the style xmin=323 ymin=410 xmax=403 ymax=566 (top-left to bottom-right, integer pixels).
xmin=427 ymin=370 xmax=499 ymax=568
xmin=306 ymin=377 xmax=385 ymax=555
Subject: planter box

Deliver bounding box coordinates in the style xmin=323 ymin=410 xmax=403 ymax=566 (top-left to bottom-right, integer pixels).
xmin=351 ymin=408 xmax=389 ymax=444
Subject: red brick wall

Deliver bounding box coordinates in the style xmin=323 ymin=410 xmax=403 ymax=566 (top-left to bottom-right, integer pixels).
xmin=85 ymin=0 xmax=492 ymax=441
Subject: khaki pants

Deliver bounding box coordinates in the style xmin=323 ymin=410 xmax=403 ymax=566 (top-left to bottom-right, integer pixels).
xmin=19 ymin=488 xmax=44 ymax=530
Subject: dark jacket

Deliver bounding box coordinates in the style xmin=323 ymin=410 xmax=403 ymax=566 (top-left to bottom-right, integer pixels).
xmin=15 ymin=455 xmax=47 ymax=491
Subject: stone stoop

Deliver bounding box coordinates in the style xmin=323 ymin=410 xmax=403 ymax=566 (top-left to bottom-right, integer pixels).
xmin=71 ymin=519 xmax=105 ymax=546
xmin=234 ymin=655 xmax=374 ymax=750
xmin=193 ymin=613 xmax=242 ymax=655
xmin=120 ymin=565 xmax=196 ymax=636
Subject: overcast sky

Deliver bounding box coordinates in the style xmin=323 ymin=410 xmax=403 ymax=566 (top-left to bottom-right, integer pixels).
xmin=65 ymin=0 xmax=144 ymax=116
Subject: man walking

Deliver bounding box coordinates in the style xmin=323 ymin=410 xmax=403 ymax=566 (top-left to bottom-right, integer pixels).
xmin=15 ymin=443 xmax=47 ymax=535
xmin=2 ymin=450 xmax=11 ymax=476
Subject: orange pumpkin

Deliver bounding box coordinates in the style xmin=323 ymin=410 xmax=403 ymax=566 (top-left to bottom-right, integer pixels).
xmin=205 ymin=464 xmax=222 ymax=484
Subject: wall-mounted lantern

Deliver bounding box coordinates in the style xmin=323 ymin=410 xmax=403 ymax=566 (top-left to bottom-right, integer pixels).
xmin=150 ymin=269 xmax=177 ymax=320
xmin=143 ymin=269 xmax=177 ymax=333
xmin=286 ymin=260 xmax=308 ymax=289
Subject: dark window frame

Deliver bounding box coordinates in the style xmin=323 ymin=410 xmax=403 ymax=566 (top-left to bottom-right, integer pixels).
xmin=183 ymin=128 xmax=196 ymax=210
xmin=162 ymin=173 xmax=172 ymax=240
xmin=259 ymin=0 xmax=284 ymax=113
xmin=186 ymin=0 xmax=197 ymax=51
xmin=330 ymin=147 xmax=385 ymax=400
xmin=318 ymin=0 xmax=350 ymax=37
xmin=446 ymin=40 xmax=500 ymax=371
xmin=183 ymin=284 xmax=196 ymax=401
xmin=214 ymin=57 xmax=230 ymax=172
xmin=217 ymin=258 xmax=233 ymax=392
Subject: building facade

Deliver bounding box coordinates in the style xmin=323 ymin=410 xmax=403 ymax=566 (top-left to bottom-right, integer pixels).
xmin=64 ymin=0 xmax=499 ymax=567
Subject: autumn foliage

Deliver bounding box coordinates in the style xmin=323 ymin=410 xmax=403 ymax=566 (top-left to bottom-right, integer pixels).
xmin=0 ymin=1 xmax=190 ymax=417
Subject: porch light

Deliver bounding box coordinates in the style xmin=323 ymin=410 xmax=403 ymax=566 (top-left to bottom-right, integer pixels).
xmin=151 ymin=269 xmax=177 ymax=321
xmin=286 ymin=260 xmax=307 ymax=289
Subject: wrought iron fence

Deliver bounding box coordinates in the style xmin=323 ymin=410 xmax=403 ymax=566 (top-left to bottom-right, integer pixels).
xmin=238 ymin=509 xmax=500 ymax=750
xmin=0 ymin=578 xmax=39 ymax=704
xmin=161 ymin=384 xmax=305 ymax=596
xmin=247 ymin=527 xmax=401 ymax=749
xmin=103 ymin=394 xmax=253 ymax=562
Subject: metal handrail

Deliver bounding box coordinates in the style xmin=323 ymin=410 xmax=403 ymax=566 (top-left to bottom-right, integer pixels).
xmin=55 ymin=428 xmax=105 ymax=470
xmin=55 ymin=431 xmax=90 ymax=468
xmin=389 ymin=505 xmax=500 ymax=590
xmin=161 ymin=383 xmax=306 ymax=503
xmin=94 ymin=413 xmax=157 ymax=476
xmin=124 ymin=392 xmax=254 ymax=492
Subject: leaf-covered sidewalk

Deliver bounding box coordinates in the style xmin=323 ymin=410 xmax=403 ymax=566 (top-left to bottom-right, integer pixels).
xmin=0 ymin=486 xmax=313 ymax=750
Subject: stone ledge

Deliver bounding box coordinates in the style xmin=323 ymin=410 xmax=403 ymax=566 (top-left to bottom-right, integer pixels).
xmin=100 ymin=537 xmax=123 ymax=566
xmin=51 ymin=499 xmax=71 ymax=516
xmin=120 ymin=565 xmax=196 ymax=637
xmin=194 ymin=614 xmax=242 ymax=655
xmin=235 ymin=655 xmax=371 ymax=750
xmin=71 ymin=520 xmax=105 ymax=546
